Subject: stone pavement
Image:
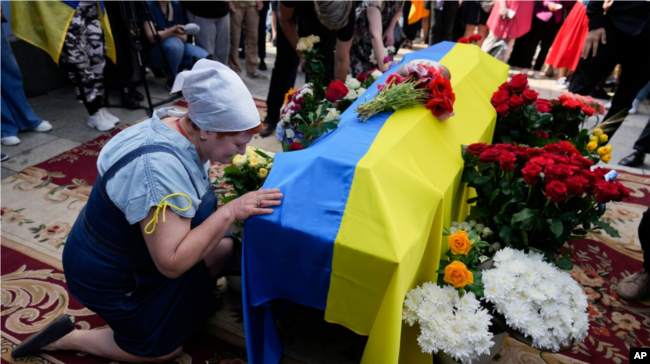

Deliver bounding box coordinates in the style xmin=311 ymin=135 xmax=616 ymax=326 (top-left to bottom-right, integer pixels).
xmin=1 ymin=41 xmax=648 ymax=180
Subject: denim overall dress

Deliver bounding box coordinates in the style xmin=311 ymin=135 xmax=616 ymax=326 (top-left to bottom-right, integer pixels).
xmin=62 ymin=145 xmax=218 ymax=357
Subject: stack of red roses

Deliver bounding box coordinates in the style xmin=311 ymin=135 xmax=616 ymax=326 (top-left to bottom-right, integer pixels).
xmin=461 ymin=140 xmax=628 ymax=267
xmin=457 ymin=34 xmax=482 ymax=45
xmin=491 ymin=74 xmax=541 ymax=117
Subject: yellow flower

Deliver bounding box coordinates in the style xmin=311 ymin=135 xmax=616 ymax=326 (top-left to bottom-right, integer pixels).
xmin=246 ymin=146 xmax=256 ymax=152
xmin=599 ymin=134 xmax=608 ymax=143
xmin=443 ymin=261 xmax=474 ymax=288
xmin=597 ymin=146 xmax=608 ymax=156
xmin=593 ymin=127 xmax=603 ymax=136
xmin=258 ymin=168 xmax=269 ymax=179
xmin=257 ymin=157 xmax=268 ymax=166
xmin=447 ymin=230 xmax=471 ymax=255
xmin=604 ymin=144 xmax=613 ymax=154
xmin=267 ymin=162 xmax=273 ymax=170
xmin=246 ymin=150 xmax=259 ymax=158
xmin=601 ymin=154 xmax=612 ymax=163
xmin=248 ymin=157 xmax=260 ymax=167
xmin=587 ymin=141 xmax=598 ymax=151
xmin=590 ymin=136 xmax=599 ymax=143
xmin=283 ymin=88 xmax=294 ymax=105
xmin=232 ymin=154 xmax=247 ymax=167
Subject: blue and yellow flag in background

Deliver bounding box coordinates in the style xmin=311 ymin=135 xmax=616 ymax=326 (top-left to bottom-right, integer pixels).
xmin=242 ymin=42 xmax=508 ymax=364
xmin=10 ymin=1 xmax=115 ymax=64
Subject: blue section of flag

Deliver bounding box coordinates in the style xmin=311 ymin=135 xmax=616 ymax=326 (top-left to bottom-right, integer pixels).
xmin=242 ymin=42 xmax=455 ymax=364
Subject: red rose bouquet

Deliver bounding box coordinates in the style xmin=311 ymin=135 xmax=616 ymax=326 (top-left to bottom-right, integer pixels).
xmin=355 ymin=61 xmax=455 ymax=122
xmin=461 ymin=141 xmax=628 ymax=269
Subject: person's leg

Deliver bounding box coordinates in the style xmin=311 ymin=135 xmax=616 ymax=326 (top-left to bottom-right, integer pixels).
xmin=0 ymin=27 xmax=42 ymax=134
xmin=212 ymin=14 xmax=230 ymax=65
xmin=518 ymin=17 xmax=544 ymax=70
xmin=46 ymin=327 xmax=182 ymax=363
xmin=442 ymin=0 xmax=459 ymax=42
xmin=477 ymin=24 xmax=488 ymax=47
xmin=180 ymin=43 xmax=209 ymax=70
xmin=633 ymin=117 xmax=650 ymax=154
xmin=617 ymin=206 xmax=650 ymax=301
xmin=149 ymin=37 xmax=184 ymax=79
xmin=188 ymin=11 xmax=217 ymax=57
xmin=534 ymin=20 xmax=560 ymax=72
xmin=228 ymin=7 xmax=245 ymax=74
xmin=244 ymin=6 xmax=260 ymax=75
xmin=502 ymin=38 xmax=515 ymax=63
xmin=204 ymin=237 xmax=234 ymax=278
xmin=430 ymin=7 xmax=443 ymax=44
xmin=84 ymin=5 xmax=106 ymax=104
xmin=568 ymin=25 xmax=620 ymax=98
xmin=464 ymin=24 xmax=476 ymax=38
xmin=258 ymin=1 xmax=269 ymax=63
xmin=635 ymin=81 xmax=650 ymax=102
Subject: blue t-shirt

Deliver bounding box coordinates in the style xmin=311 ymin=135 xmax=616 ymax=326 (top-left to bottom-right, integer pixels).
xmin=146 ymin=1 xmax=185 ymax=31
xmin=97 ymin=108 xmax=211 ymax=225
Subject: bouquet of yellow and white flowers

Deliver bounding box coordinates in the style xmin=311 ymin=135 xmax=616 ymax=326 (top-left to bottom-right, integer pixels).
xmin=219 ymin=147 xmax=275 ymax=204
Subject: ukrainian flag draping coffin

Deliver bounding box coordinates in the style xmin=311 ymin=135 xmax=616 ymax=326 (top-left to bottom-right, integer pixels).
xmin=243 ymin=42 xmax=509 ymax=364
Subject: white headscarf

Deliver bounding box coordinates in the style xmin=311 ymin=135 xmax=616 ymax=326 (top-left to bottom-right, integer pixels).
xmin=170 ymin=59 xmax=260 ymax=132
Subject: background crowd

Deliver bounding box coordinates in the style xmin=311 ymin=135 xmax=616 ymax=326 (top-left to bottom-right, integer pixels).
xmin=1 ymin=0 xmax=649 ymax=166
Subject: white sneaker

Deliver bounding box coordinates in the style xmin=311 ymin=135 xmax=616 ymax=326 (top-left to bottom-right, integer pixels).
xmin=605 ymin=102 xmax=612 ymax=110
xmin=521 ymin=68 xmax=529 ymax=75
xmin=33 ymin=120 xmax=53 ymax=132
xmin=630 ymin=99 xmax=640 ymax=114
xmin=556 ymin=77 xmax=568 ymax=90
xmin=99 ymin=108 xmax=120 ymax=125
xmin=1 ymin=136 xmax=21 ymax=146
xmin=87 ymin=113 xmax=115 ymax=132
xmin=533 ymin=71 xmax=541 ymax=79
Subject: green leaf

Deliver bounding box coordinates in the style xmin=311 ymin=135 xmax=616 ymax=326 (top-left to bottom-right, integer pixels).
xmin=474 ymin=241 xmax=490 ymax=249
xmin=593 ymin=220 xmax=621 ymax=238
xmin=500 ymin=135 xmax=512 ymax=144
xmin=468 ymin=230 xmax=478 ymax=242
xmin=511 ymin=208 xmax=535 ymax=223
xmin=499 ymin=226 xmax=514 ymax=243
xmin=549 ymin=219 xmax=564 ymax=238
xmin=462 ymin=168 xmax=481 ymax=183
xmin=556 ymin=258 xmax=573 ymax=270
xmin=520 ymin=230 xmax=528 ymax=245
xmin=472 ymin=176 xmax=491 ymax=185
xmin=466 ymin=197 xmax=479 ymax=204
xmin=282 ymin=141 xmax=291 ymax=152
xmin=465 ymin=271 xmax=484 ymax=298
xmin=489 ymin=189 xmax=501 ymax=204
xmin=221 ymin=196 xmax=237 ymax=204
xmin=223 ymin=166 xmax=241 ymax=175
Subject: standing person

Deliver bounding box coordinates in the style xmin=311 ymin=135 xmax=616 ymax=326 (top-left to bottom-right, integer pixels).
xmin=402 ymin=1 xmax=422 ymax=49
xmin=616 ymin=204 xmax=650 ymax=300
xmin=429 ymin=0 xmax=460 ymax=45
xmin=629 ymin=81 xmax=650 ymax=115
xmin=568 ymin=1 xmax=650 ymax=138
xmin=260 ymin=1 xmax=355 ymax=138
xmin=11 ymin=60 xmax=283 ymax=362
xmin=508 ymin=0 xmax=566 ymax=79
xmin=258 ymin=1 xmax=270 ymax=70
xmin=1 ymin=8 xmax=52 ymax=147
xmin=482 ymin=0 xmax=535 ymax=62
xmin=544 ymin=0 xmax=590 ymax=89
xmin=144 ymin=1 xmax=210 ymax=88
xmin=461 ymin=0 xmax=490 ymax=47
xmin=350 ymin=0 xmax=404 ymax=77
xmin=184 ymin=1 xmax=231 ymax=65
xmin=61 ymin=2 xmax=119 ymax=131
xmin=619 ymin=115 xmax=650 ymax=167
xmin=229 ymin=1 xmax=267 ymax=79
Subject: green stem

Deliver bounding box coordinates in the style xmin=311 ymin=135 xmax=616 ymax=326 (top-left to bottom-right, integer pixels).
xmin=526 ymin=184 xmax=532 ymax=205
xmin=578 ymin=200 xmax=598 ymax=220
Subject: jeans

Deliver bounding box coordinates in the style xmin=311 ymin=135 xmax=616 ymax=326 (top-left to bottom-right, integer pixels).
xmin=1 ymin=27 xmax=42 ymax=138
xmin=148 ymin=37 xmax=209 ymax=80
xmin=635 ymin=81 xmax=650 ymax=102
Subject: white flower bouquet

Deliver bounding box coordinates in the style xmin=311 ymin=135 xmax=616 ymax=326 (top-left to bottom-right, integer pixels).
xmin=482 ymin=248 xmax=589 ymax=352
xmin=403 ymin=283 xmax=494 ymax=364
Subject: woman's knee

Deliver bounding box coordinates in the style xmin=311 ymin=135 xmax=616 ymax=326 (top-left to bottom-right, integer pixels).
xmin=162 ymin=37 xmax=185 ymax=55
xmin=151 ymin=346 xmax=183 ymax=362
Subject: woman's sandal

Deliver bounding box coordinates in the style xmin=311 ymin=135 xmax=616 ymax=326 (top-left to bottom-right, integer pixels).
xmin=12 ymin=315 xmax=74 ymax=358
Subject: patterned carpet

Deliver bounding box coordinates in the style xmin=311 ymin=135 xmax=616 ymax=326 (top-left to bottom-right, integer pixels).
xmin=2 ymin=99 xmax=650 ymax=363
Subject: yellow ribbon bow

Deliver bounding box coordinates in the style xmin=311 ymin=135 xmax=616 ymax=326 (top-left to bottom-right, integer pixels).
xmin=144 ymin=193 xmax=192 ymax=235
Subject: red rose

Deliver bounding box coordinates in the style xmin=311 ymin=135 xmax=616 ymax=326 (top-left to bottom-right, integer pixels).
xmin=499 ymin=151 xmax=517 ymax=171
xmin=533 ymin=130 xmax=550 ymax=139
xmin=578 ymin=156 xmax=595 ymax=168
xmin=522 ymin=89 xmax=539 ymax=104
xmin=613 ymin=180 xmax=631 ymax=201
xmin=594 ymin=180 xmax=620 ymax=203
xmin=510 ymin=74 xmax=528 ymax=93
xmin=535 ymin=99 xmax=553 ymax=113
xmin=289 ymin=141 xmax=304 ymax=151
xmin=325 ymin=80 xmax=349 ymax=102
xmin=521 ymin=163 xmax=543 ymax=184
xmin=508 ymin=95 xmax=524 ymax=110
xmin=457 ymin=37 xmax=470 ymax=44
xmin=478 ymin=148 xmax=502 ymax=163
xmin=581 ymin=105 xmax=597 ymax=116
xmin=386 ymin=73 xmax=406 ymax=86
xmin=498 ymin=82 xmax=510 ymax=92
xmin=545 ymin=180 xmax=568 ymax=203
xmin=495 ymin=103 xmax=510 ymax=116
xmin=491 ymin=90 xmax=510 ymax=107
xmin=356 ymin=71 xmax=369 ymax=82
xmin=529 ymin=156 xmax=554 ymax=167
xmin=465 ymin=143 xmax=489 ymax=155
xmin=468 ymin=34 xmax=482 ymax=43
xmin=426 ymin=96 xmax=454 ymax=117
xmin=562 ymin=99 xmax=582 ymax=111
xmin=565 ymin=176 xmax=589 ymax=196
xmin=545 ymin=163 xmax=575 ymax=182
xmin=526 ymin=148 xmax=545 ymax=159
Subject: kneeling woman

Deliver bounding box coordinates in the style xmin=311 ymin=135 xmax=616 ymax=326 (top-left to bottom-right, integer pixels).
xmin=12 ymin=60 xmax=282 ymax=362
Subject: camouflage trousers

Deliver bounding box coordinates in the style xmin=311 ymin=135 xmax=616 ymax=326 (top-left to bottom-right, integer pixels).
xmin=60 ymin=4 xmax=105 ymax=104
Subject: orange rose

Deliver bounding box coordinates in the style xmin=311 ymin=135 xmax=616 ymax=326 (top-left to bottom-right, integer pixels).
xmin=448 ymin=230 xmax=471 ymax=255
xmin=443 ymin=261 xmax=474 ymax=288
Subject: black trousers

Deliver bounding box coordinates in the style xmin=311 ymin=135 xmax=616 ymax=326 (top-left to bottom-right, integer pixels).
xmin=429 ymin=1 xmax=459 ymax=45
xmin=568 ymin=25 xmax=650 ymax=137
xmin=634 ymin=116 xmax=650 ymax=154
xmin=509 ymin=17 xmax=561 ymax=71
xmin=258 ymin=1 xmax=270 ymax=60
xmin=264 ymin=10 xmax=337 ymax=125
xmin=640 ymin=206 xmax=650 ymax=271
xmin=104 ymin=1 xmax=135 ymax=92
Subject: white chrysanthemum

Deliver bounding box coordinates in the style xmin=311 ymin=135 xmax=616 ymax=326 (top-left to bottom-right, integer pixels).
xmin=481 ymin=227 xmax=493 ymax=237
xmin=323 ymin=108 xmax=340 ymax=122
xmin=403 ymin=284 xmax=493 ymax=364
xmin=474 ymin=223 xmax=485 ymax=233
xmin=451 ymin=221 xmax=459 ymax=228
xmin=458 ymin=222 xmax=471 ymax=231
xmin=482 ymin=248 xmax=589 ymax=351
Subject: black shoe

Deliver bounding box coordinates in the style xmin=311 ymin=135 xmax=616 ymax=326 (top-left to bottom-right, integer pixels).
xmin=272 ymin=38 xmax=277 ymax=47
xmin=121 ymin=89 xmax=141 ymax=109
xmin=259 ymin=60 xmax=267 ymax=71
xmin=619 ymin=151 xmax=645 ymax=167
xmin=590 ymin=87 xmax=610 ymax=100
xmin=130 ymin=89 xmax=144 ymax=102
xmin=12 ymin=315 xmax=75 ymax=358
xmin=259 ymin=123 xmax=276 ymax=138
